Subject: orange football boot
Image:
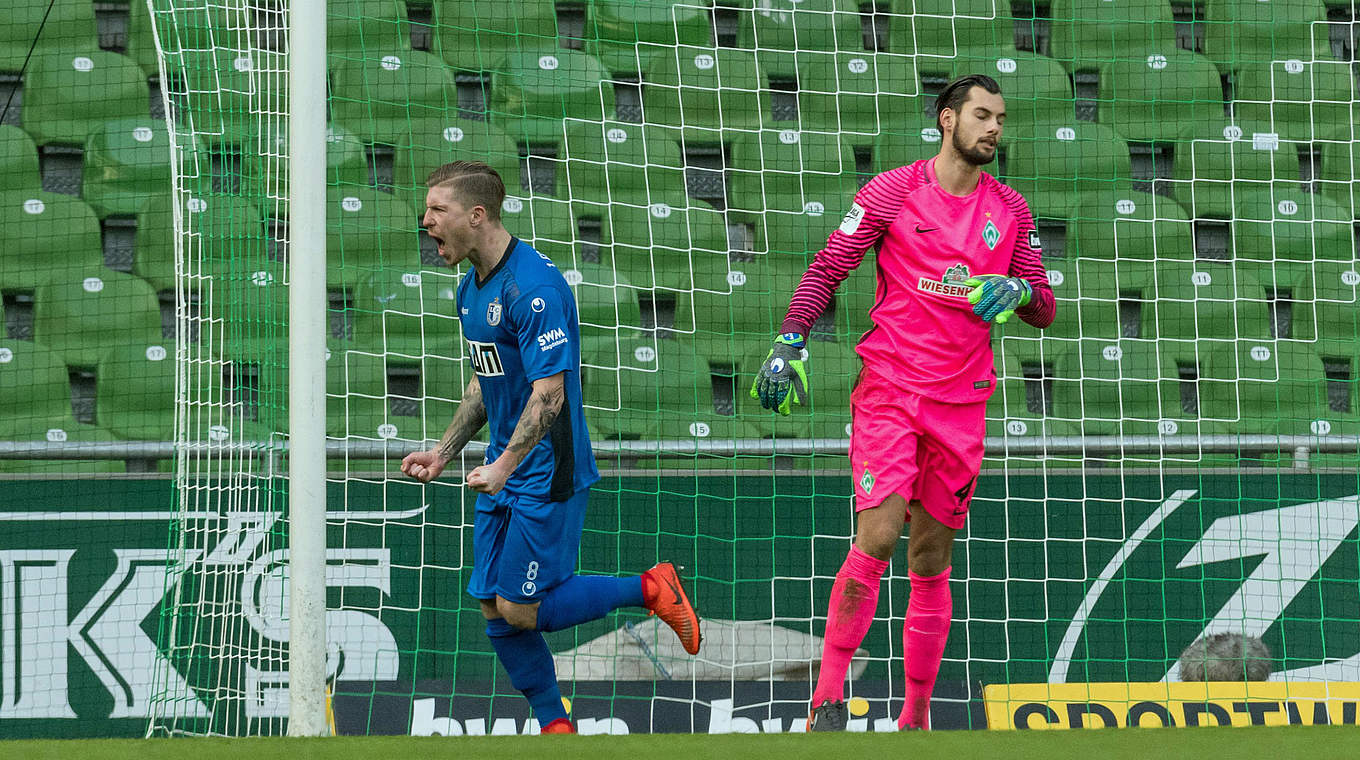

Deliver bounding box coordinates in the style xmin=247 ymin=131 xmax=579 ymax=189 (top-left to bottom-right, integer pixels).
xmin=642 ymin=561 xmax=702 ymax=655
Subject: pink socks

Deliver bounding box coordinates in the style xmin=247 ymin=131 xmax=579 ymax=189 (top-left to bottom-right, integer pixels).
xmin=898 ymin=567 xmax=953 ymax=730
xmin=811 ymin=545 xmax=888 ymax=706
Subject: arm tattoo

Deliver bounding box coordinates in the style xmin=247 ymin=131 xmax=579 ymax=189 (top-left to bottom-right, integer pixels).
xmin=436 ymin=378 xmax=487 ymax=463
xmin=498 ymin=376 xmax=566 ymax=471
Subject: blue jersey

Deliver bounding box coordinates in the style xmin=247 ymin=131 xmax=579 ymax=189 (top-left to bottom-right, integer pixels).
xmin=457 ymin=236 xmax=599 ymax=502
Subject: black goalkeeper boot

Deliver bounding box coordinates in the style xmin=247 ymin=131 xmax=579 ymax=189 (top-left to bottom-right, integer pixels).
xmin=806 ymin=699 xmax=849 ymax=731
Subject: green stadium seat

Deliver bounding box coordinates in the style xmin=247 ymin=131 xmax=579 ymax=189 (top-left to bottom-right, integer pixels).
xmin=1002 ymin=121 xmax=1133 ymax=219
xmin=94 ymin=342 xmax=175 ymax=439
xmin=0 ymin=338 xmax=122 ymax=473
xmin=1229 ymin=188 xmax=1355 ymax=263
xmin=735 ymin=0 xmax=867 ymax=56
xmin=580 ymin=334 xmax=662 ymax=440
xmin=1 ymin=1 xmax=98 ymax=73
xmin=1202 ymin=340 xmax=1357 ymax=436
xmin=331 ymin=50 xmax=456 ymax=144
xmin=394 ymin=117 xmax=522 ymax=208
xmin=326 ymin=348 xmax=432 ymax=441
xmin=796 ymin=51 xmax=920 ymax=135
xmin=543 ymin=258 xmax=645 ymax=341
xmin=1202 ymin=0 xmax=1332 ymax=70
xmin=242 ymin=122 xmax=373 ymax=200
xmin=1149 ymin=260 xmax=1272 ymax=341
xmin=1265 ymin=261 xmax=1360 ymax=342
xmin=561 ymin=120 xmax=688 ymax=203
xmin=601 ymin=337 xmax=762 ymax=441
xmin=34 ymin=269 xmax=164 ymax=368
xmin=1064 ymin=258 xmax=1155 ymax=340
xmin=133 ymin=194 xmax=266 ymax=293
xmin=0 ymin=125 xmax=41 ymax=193
xmin=124 ymin=0 xmax=251 ymax=76
xmin=1048 ymin=0 xmax=1177 ymax=69
xmin=990 ymin=339 xmax=1081 ymax=438
xmin=1066 ymin=190 xmax=1194 ymax=261
xmin=952 ymin=53 xmax=1076 ymax=138
xmin=80 ymin=118 xmax=174 ymax=219
xmin=689 ymin=252 xmax=805 ymax=346
xmin=488 ymin=48 xmax=616 ymax=144
xmin=21 ymin=52 xmax=150 ymax=147
xmin=1317 ymin=141 xmax=1358 ymax=220
xmin=433 ymin=0 xmax=561 ymax=72
xmin=727 ymin=129 xmax=857 ymax=212
xmin=1170 ymin=124 xmax=1304 ymax=219
xmin=756 ymin=208 xmax=843 ymax=263
xmin=1096 ymin=49 xmax=1227 ymax=143
xmin=1232 ymin=59 xmax=1356 ymax=143
xmin=202 ymin=261 xmax=293 ymax=362
xmin=350 ymin=267 xmax=462 ymax=358
xmin=0 ymin=340 xmax=78 ymax=431
xmin=497 ymin=194 xmax=612 ymax=269
xmin=642 ymin=45 xmax=794 ymax=139
xmin=888 ymin=0 xmax=1022 ymax=58
xmin=174 ymin=47 xmax=289 ymax=147
xmin=609 ymin=193 xmax=729 ymax=294
xmin=873 ymin=103 xmax=944 ymax=172
xmin=1056 ymin=338 xmax=1215 ymax=440
xmin=727 ymin=129 xmax=859 ymax=253
xmin=588 ymin=0 xmax=714 ymax=74
xmin=328 ymin=186 xmax=422 ymax=287
xmin=329 ymin=0 xmax=412 ymax=64
xmin=0 ymin=190 xmax=104 ymax=289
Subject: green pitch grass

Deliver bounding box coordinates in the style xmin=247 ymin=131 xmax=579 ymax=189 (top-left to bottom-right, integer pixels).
xmin=6 ymin=728 xmax=1357 ymax=760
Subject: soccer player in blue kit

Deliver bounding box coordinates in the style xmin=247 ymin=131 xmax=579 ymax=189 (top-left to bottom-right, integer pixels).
xmin=401 ymin=161 xmax=701 ymax=734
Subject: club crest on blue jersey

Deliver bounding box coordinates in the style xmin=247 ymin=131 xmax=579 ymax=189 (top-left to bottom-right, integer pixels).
xmin=486 ymin=297 xmax=502 ymax=326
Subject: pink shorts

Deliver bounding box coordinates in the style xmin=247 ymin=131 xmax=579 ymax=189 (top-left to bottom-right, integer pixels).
xmin=848 ymin=369 xmax=987 ymax=530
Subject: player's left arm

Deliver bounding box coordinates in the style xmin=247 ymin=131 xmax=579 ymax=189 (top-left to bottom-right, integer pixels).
xmin=966 ymin=192 xmax=1057 ymax=327
xmin=466 ymin=284 xmax=576 ymax=495
xmin=466 ymin=373 xmax=565 ymax=495
xmin=1006 ymin=210 xmax=1056 ymax=329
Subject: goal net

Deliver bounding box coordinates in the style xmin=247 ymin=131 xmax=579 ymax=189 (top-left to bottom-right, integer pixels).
xmin=143 ymin=0 xmax=1360 ymax=736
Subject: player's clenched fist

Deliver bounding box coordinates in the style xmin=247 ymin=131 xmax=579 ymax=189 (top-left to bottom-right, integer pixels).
xmin=401 ymin=449 xmax=448 ymax=483
xmin=965 ymin=274 xmax=1032 ymax=324
xmin=466 ymin=461 xmax=511 ymax=495
xmin=749 ymin=332 xmax=809 ymax=416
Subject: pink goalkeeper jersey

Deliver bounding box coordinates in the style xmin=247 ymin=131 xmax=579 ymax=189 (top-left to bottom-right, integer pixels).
xmin=781 ymin=158 xmax=1057 ymax=404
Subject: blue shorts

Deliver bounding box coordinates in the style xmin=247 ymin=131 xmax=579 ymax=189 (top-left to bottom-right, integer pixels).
xmin=467 ymin=488 xmax=588 ymax=604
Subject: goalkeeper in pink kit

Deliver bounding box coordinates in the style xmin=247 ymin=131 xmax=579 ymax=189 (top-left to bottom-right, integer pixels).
xmin=751 ymin=75 xmax=1056 ymax=730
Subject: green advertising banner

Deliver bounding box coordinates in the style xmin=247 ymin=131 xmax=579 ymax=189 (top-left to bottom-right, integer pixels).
xmin=0 ymin=473 xmax=1355 ymax=737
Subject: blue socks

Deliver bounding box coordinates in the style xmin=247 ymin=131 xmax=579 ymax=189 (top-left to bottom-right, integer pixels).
xmin=484 ymin=575 xmax=644 ymax=724
xmin=535 ymin=574 xmax=645 ymax=633
xmin=484 ymin=618 xmax=567 ymax=725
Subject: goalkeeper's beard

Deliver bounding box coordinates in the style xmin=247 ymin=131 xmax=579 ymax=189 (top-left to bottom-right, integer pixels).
xmin=952 ymin=129 xmax=996 ymax=166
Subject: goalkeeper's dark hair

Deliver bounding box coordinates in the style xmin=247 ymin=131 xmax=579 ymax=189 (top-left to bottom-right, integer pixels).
xmin=426 ymin=160 xmax=506 ymax=221
xmin=935 ymin=74 xmax=1003 ymax=133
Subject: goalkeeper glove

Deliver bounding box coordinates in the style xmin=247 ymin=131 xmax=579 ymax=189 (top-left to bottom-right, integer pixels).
xmin=749 ymin=332 xmax=808 ymax=416
xmin=965 ymin=274 xmax=1032 ymax=324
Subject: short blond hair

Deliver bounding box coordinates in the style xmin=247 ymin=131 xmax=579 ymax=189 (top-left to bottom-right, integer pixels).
xmin=426 ymin=160 xmax=506 ymax=221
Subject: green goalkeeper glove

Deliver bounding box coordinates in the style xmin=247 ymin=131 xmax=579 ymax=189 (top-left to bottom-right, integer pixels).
xmin=965 ymin=274 xmax=1032 ymax=324
xmin=749 ymin=332 xmax=808 ymax=416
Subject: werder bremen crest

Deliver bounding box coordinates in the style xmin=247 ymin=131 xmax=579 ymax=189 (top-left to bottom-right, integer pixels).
xmin=981 ymin=220 xmax=1001 ymax=250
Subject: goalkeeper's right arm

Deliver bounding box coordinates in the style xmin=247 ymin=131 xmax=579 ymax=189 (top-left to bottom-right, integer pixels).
xmin=749 ymin=332 xmax=808 ymax=415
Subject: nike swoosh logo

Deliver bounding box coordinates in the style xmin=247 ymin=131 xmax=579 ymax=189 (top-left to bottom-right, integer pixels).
xmin=664 ymin=577 xmax=683 ymax=606
xmin=915 ymin=225 xmax=938 ymax=233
